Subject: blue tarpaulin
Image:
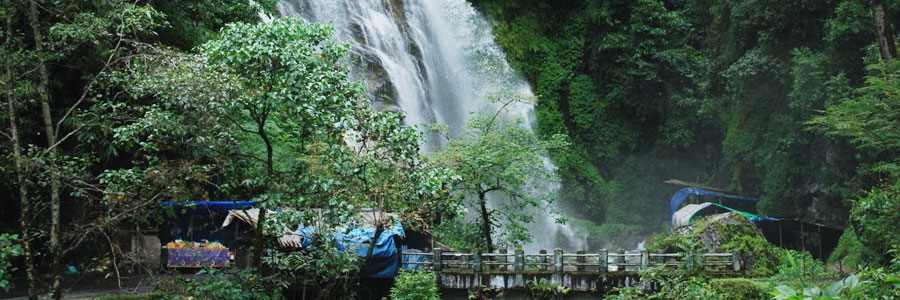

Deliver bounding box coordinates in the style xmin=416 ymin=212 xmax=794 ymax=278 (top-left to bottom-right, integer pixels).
xmin=297 ymin=221 xmax=404 ymax=278
xmin=401 ymin=246 xmax=425 ymax=271
xmin=669 ymin=188 xmax=758 ymax=229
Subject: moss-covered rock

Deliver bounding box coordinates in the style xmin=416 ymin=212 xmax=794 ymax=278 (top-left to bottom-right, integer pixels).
xmin=650 ymin=212 xmax=778 ymax=276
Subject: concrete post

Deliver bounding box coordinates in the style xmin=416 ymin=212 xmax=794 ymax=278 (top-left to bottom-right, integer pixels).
xmin=599 ymin=249 xmax=608 ymax=275
xmin=433 ymin=248 xmax=442 ymax=272
xmin=515 ymin=248 xmax=524 ymax=271
xmin=473 ymin=250 xmax=482 ymax=272
xmin=616 ymin=249 xmax=625 ymax=267
xmin=576 ymin=249 xmax=585 ymax=271
xmin=497 ymin=248 xmax=507 ymax=270
xmin=553 ymin=248 xmax=563 ymax=272
xmin=732 ymin=250 xmax=742 ymax=273
xmin=640 ymin=250 xmax=649 ymax=267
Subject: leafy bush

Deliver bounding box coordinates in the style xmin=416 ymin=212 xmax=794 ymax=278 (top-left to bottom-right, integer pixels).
xmin=604 ymin=267 xmax=767 ymax=300
xmin=525 ymin=278 xmax=569 ymax=300
xmin=828 ymin=229 xmax=879 ymax=270
xmin=0 ymin=233 xmax=23 ymax=292
xmin=708 ymin=278 xmax=767 ymax=300
xmin=157 ymin=268 xmax=282 ymax=300
xmin=772 ymin=248 xmax=833 ymax=280
xmin=389 ymin=270 xmax=440 ymax=300
xmin=770 ymin=274 xmax=868 ymax=300
xmin=93 ymin=292 xmax=172 ymax=300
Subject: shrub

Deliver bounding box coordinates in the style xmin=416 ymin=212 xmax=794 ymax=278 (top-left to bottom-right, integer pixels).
xmin=0 ymin=234 xmax=23 ymax=292
xmin=708 ymin=278 xmax=767 ymax=300
xmin=93 ymin=292 xmax=171 ymax=300
xmin=828 ymin=229 xmax=879 ymax=270
xmin=525 ymin=278 xmax=569 ymax=300
xmin=156 ymin=268 xmax=282 ymax=300
xmin=389 ymin=270 xmax=440 ymax=300
xmin=773 ymin=248 xmax=833 ymax=280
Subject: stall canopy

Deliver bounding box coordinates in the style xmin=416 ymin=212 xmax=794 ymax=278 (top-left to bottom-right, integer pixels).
xmin=668 ymin=187 xmax=759 ymax=229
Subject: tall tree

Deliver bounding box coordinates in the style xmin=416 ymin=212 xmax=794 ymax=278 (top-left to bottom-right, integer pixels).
xmin=872 ymin=0 xmax=897 ymax=62
xmin=3 ymin=3 xmax=36 ymax=298
xmin=433 ymin=94 xmax=568 ymax=252
xmin=26 ymin=1 xmax=63 ymax=297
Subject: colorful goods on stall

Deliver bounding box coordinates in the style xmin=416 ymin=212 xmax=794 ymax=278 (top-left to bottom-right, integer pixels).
xmin=166 ymin=239 xmax=230 ymax=267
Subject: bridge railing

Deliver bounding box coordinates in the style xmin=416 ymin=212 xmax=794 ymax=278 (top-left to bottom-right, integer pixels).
xmin=401 ymin=248 xmax=742 ymax=274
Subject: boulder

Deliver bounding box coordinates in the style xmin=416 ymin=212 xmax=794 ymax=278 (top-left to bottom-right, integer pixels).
xmin=656 ymin=212 xmax=778 ymax=276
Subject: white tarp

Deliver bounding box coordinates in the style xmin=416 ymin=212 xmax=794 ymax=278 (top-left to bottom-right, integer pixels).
xmin=671 ymin=202 xmax=714 ymax=229
xmin=222 ymin=208 xmax=305 ymax=248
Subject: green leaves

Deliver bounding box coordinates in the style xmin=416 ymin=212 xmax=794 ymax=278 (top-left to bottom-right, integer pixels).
xmin=771 ymin=274 xmax=872 ymax=300
xmin=389 ymin=271 xmax=441 ymax=300
xmin=433 ymin=93 xmax=569 ymax=249
xmin=0 ymin=233 xmax=23 ymax=292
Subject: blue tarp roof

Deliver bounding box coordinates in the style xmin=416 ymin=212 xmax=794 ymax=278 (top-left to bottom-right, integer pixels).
xmin=669 ymin=187 xmax=759 ymax=229
xmin=298 ymin=221 xmax=404 ymax=278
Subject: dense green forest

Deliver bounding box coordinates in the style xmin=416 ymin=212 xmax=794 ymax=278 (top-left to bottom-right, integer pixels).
xmin=1 ymin=0 xmax=900 ymax=299
xmin=472 ymin=0 xmax=898 ymax=237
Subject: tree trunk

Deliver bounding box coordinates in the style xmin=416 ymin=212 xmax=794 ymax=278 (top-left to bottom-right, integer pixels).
xmin=478 ymin=192 xmax=494 ymax=253
xmin=28 ymin=1 xmax=63 ymax=298
xmin=873 ymin=0 xmax=897 ymax=62
xmin=360 ymin=225 xmax=385 ymax=274
xmin=253 ymin=122 xmax=274 ymax=267
xmin=5 ymin=5 xmax=37 ymax=299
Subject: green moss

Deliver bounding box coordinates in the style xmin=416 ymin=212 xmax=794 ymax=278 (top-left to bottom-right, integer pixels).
xmin=648 ymin=213 xmax=779 ymax=276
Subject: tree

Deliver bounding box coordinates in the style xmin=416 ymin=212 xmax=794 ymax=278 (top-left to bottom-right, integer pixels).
xmin=195 ymin=18 xmax=367 ymax=266
xmin=872 ymin=0 xmax=897 ymax=62
xmin=809 ymin=61 xmax=900 ymax=262
xmin=2 ymin=3 xmax=36 ymax=298
xmin=1 ymin=1 xmax=166 ymax=298
xmin=120 ymin=18 xmax=456 ymax=298
xmin=432 ymin=93 xmax=568 ymax=252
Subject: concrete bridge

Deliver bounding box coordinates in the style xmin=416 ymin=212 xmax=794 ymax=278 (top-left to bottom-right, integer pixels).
xmin=401 ymin=248 xmax=743 ymax=298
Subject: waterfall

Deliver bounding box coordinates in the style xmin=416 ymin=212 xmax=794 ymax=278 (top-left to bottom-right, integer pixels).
xmin=275 ymin=0 xmax=585 ymax=252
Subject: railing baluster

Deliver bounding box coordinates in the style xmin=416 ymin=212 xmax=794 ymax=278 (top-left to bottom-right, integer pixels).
xmin=539 ymin=249 xmax=547 ymax=271
xmin=616 ymin=249 xmax=625 ymax=268
xmin=473 ymin=250 xmax=482 ymax=272
xmin=433 ymin=248 xmax=442 ymax=272
xmin=515 ymin=248 xmax=524 ymax=271
xmin=576 ymin=249 xmax=585 ymax=271
xmin=599 ymin=249 xmax=607 ymax=275
xmin=553 ymin=248 xmax=563 ymax=272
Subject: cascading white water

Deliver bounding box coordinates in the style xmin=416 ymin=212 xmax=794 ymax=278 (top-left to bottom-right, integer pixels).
xmin=275 ymin=0 xmax=585 ymax=252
